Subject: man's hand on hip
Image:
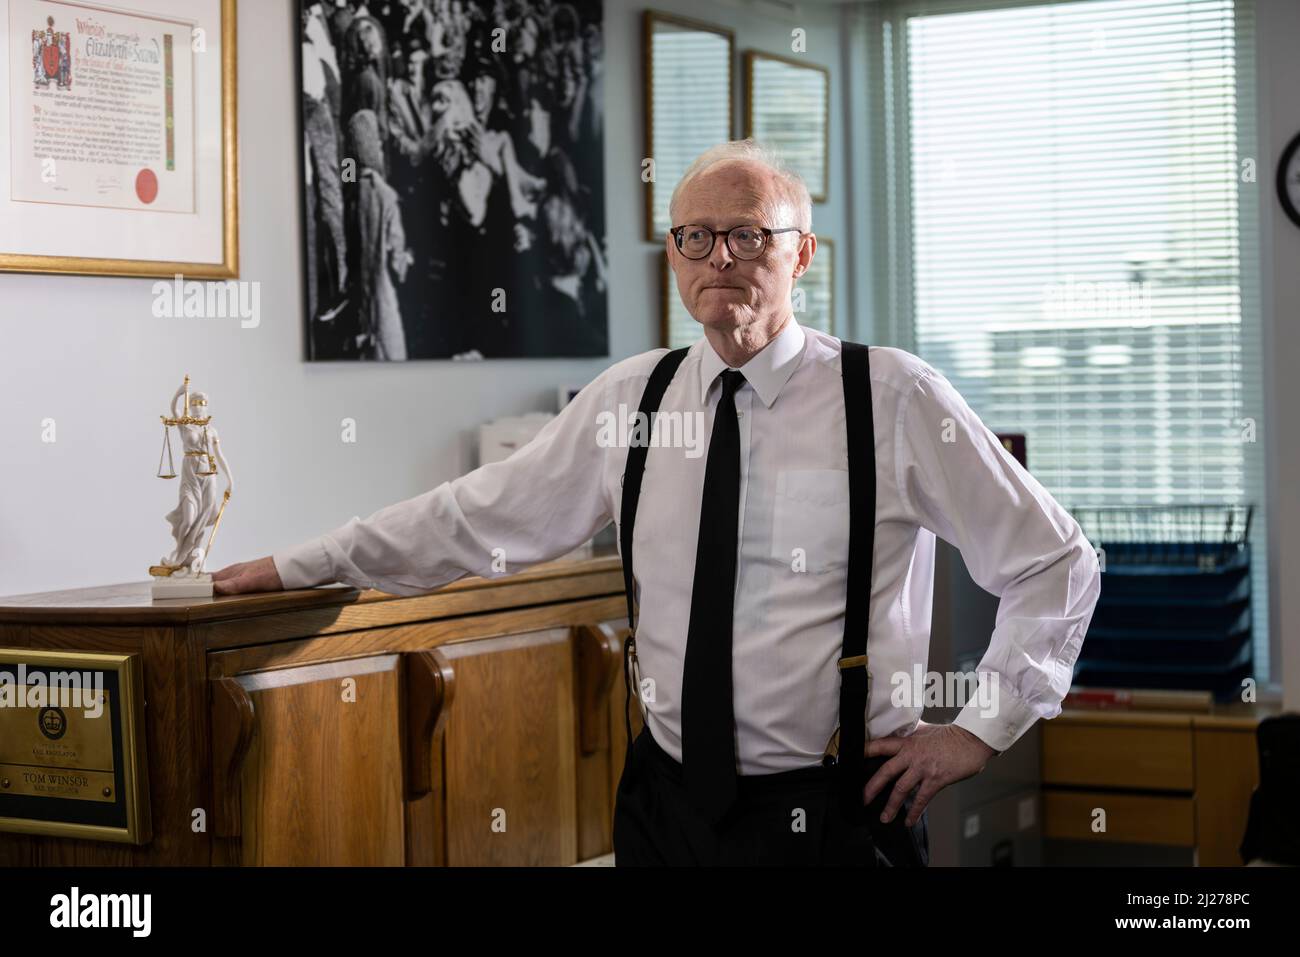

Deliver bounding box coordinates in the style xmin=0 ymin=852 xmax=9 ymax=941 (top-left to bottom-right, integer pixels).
xmin=211 ymin=556 xmax=284 ymax=596
xmin=862 ymin=720 xmax=998 ymax=827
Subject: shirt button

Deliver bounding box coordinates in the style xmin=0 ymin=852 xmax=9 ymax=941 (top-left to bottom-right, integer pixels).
xmin=737 ymin=410 xmax=744 ymax=418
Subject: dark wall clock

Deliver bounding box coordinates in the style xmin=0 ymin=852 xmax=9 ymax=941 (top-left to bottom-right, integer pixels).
xmin=1277 ymin=131 xmax=1300 ymax=228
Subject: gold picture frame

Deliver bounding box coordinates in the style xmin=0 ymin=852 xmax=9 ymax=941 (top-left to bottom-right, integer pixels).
xmin=644 ymin=11 xmax=734 ymax=243
xmin=0 ymin=649 xmax=151 ymax=844
xmin=743 ymin=50 xmax=830 ymax=204
xmin=0 ymin=0 xmax=238 ymax=278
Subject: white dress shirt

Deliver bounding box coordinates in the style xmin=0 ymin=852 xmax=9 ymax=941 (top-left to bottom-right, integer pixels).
xmin=273 ymin=316 xmax=1101 ymax=773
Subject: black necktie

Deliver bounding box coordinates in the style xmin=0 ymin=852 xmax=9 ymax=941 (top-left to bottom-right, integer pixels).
xmin=682 ymin=368 xmax=746 ymax=825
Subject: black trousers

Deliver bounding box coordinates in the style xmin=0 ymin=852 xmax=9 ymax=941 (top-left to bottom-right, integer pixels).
xmin=613 ymin=727 xmax=929 ymax=867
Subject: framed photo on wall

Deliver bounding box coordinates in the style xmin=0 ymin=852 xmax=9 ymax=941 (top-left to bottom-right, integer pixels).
xmin=744 ymin=50 xmax=829 ymax=203
xmin=299 ymin=1 xmax=610 ymax=361
xmin=0 ymin=0 xmax=237 ymax=278
xmin=662 ymin=252 xmax=695 ymax=349
xmin=797 ymin=235 xmax=833 ymax=334
xmin=644 ymin=11 xmax=733 ymax=242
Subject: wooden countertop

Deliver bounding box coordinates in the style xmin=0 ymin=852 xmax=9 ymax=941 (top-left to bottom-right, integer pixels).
xmin=1055 ymin=699 xmax=1285 ymax=732
xmin=0 ymin=545 xmax=623 ymax=627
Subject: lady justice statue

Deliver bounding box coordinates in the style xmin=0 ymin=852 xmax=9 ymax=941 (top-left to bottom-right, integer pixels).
xmin=149 ymin=375 xmax=234 ymax=598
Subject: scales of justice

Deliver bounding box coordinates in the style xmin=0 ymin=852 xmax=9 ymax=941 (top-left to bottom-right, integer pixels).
xmin=148 ymin=375 xmax=234 ymax=599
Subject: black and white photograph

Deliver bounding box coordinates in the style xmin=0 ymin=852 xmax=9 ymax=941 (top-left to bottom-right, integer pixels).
xmin=298 ymin=0 xmax=608 ymax=360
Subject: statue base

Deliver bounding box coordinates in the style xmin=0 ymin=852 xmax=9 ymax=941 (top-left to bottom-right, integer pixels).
xmin=150 ymin=573 xmax=213 ymax=599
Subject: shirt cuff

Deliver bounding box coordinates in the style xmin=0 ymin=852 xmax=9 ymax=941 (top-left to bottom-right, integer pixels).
xmin=272 ymin=536 xmax=334 ymax=591
xmin=951 ymin=679 xmax=1040 ymax=754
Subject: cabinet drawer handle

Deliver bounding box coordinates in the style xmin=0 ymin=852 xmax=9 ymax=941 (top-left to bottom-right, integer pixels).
xmin=576 ymin=624 xmax=621 ymax=755
xmin=210 ymin=677 xmax=256 ymax=839
xmin=405 ymin=650 xmax=455 ymax=800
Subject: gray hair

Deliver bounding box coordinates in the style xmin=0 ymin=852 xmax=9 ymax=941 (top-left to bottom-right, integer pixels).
xmin=668 ymin=138 xmax=813 ymax=231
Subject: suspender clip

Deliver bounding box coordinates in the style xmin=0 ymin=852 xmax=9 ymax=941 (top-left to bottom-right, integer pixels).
xmin=625 ymin=630 xmax=647 ymax=720
xmin=827 ymin=655 xmax=873 ymax=763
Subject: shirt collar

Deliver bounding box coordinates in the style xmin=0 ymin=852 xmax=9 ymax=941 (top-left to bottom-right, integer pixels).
xmin=697 ymin=315 xmax=807 ymax=409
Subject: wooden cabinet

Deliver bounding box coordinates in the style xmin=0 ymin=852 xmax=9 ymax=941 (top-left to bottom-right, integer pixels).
xmin=0 ymin=549 xmax=636 ymax=866
xmin=1041 ymin=706 xmax=1277 ymax=865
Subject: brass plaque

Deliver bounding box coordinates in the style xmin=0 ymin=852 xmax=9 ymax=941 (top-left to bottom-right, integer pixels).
xmin=0 ymin=686 xmax=115 ymax=802
xmin=0 ymin=651 xmax=151 ymax=844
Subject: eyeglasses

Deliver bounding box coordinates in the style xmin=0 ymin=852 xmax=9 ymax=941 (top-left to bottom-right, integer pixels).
xmin=670 ymin=224 xmax=803 ymax=261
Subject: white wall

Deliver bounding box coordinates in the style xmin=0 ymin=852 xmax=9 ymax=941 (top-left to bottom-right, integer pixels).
xmin=0 ymin=0 xmax=849 ymax=596
xmin=1255 ymin=0 xmax=1300 ymax=709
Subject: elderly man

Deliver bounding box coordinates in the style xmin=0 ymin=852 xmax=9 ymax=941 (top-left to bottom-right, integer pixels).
xmin=213 ymin=139 xmax=1100 ymax=867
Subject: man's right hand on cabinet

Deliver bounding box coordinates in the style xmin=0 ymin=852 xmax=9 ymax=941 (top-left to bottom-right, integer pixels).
xmin=211 ymin=556 xmax=284 ymax=596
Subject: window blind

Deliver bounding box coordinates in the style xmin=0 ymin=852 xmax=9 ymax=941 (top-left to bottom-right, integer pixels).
xmin=876 ymin=0 xmax=1269 ymax=679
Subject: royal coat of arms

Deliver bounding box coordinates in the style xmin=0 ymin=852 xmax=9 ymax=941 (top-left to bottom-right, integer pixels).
xmin=32 ymin=16 xmax=72 ymax=90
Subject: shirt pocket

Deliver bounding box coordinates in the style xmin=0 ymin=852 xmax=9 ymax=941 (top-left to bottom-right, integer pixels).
xmin=770 ymin=469 xmax=851 ymax=574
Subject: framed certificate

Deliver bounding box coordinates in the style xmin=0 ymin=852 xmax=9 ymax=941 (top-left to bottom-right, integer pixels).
xmin=0 ymin=0 xmax=237 ymax=278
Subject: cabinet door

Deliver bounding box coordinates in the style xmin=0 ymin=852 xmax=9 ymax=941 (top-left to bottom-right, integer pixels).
xmin=226 ymin=655 xmax=406 ymax=865
xmin=436 ymin=629 xmax=578 ymax=866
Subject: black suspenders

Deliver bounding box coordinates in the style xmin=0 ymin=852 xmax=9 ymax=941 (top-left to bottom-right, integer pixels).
xmin=617 ymin=341 xmax=876 ymax=820
xmin=619 ymin=347 xmax=690 ymax=767
xmin=837 ymin=340 xmax=876 ymax=823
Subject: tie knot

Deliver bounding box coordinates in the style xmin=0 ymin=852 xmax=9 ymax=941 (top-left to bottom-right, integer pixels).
xmin=718 ymin=369 xmax=746 ymax=397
